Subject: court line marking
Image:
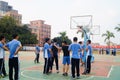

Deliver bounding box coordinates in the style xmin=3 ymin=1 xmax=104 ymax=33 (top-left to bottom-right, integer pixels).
xmin=89 ymin=65 xmax=115 ymax=79
xmin=80 ymin=76 xmax=94 ymax=80
xmin=20 ymin=65 xmax=114 ymax=80
xmin=3 ymin=64 xmax=116 ymax=80
xmin=21 ymin=70 xmax=94 ymax=80
xmin=3 ymin=65 xmax=117 ymax=80
xmin=21 ymin=70 xmax=40 ymax=80
xmin=2 ymin=65 xmax=41 ymax=80
xmin=107 ymin=65 xmax=113 ymax=78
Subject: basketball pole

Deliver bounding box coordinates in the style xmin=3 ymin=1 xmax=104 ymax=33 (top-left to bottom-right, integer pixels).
xmin=70 ymin=15 xmax=93 ymax=62
xmin=77 ymin=26 xmax=90 ymax=62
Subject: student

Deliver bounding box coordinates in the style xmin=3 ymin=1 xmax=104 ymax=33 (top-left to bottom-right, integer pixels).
xmin=43 ymin=38 xmax=52 ymax=74
xmin=68 ymin=37 xmax=82 ymax=79
xmin=34 ymin=44 xmax=40 ymax=63
xmin=101 ymin=48 xmax=104 ymax=55
xmin=6 ymin=34 xmax=22 ymax=80
xmin=49 ymin=41 xmax=54 ymax=73
xmin=78 ymin=41 xmax=84 ymax=66
xmin=62 ymin=41 xmax=70 ymax=76
xmin=112 ymin=48 xmax=116 ymax=56
xmin=99 ymin=48 xmax=101 ymax=54
xmin=106 ymin=48 xmax=110 ymax=55
xmin=82 ymin=40 xmax=93 ymax=75
xmin=51 ymin=38 xmax=60 ymax=73
xmin=0 ymin=36 xmax=8 ymax=78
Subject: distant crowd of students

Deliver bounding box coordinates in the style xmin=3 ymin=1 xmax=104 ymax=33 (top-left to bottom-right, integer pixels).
xmin=99 ymin=48 xmax=116 ymax=56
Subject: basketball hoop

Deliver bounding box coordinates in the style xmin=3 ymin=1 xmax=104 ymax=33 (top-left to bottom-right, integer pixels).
xmin=77 ymin=29 xmax=82 ymax=34
xmin=77 ymin=25 xmax=83 ymax=29
xmin=70 ymin=15 xmax=92 ymax=29
xmin=77 ymin=25 xmax=83 ymax=34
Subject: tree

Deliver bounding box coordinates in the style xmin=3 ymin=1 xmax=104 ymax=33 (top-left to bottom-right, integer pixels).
xmin=59 ymin=31 xmax=67 ymax=41
xmin=102 ymin=30 xmax=115 ymax=47
xmin=115 ymin=24 xmax=120 ymax=32
xmin=53 ymin=31 xmax=72 ymax=46
xmin=0 ymin=16 xmax=38 ymax=45
xmin=15 ymin=25 xmax=38 ymax=45
xmin=59 ymin=31 xmax=72 ymax=45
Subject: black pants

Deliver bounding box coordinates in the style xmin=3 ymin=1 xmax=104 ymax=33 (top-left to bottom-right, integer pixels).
xmin=43 ymin=58 xmax=51 ymax=74
xmin=71 ymin=58 xmax=80 ymax=78
xmin=85 ymin=56 xmax=92 ymax=73
xmin=52 ymin=55 xmax=59 ymax=70
xmin=49 ymin=57 xmax=53 ymax=70
xmin=0 ymin=59 xmax=7 ymax=76
xmin=35 ymin=53 xmax=39 ymax=63
xmin=9 ymin=57 xmax=19 ymax=80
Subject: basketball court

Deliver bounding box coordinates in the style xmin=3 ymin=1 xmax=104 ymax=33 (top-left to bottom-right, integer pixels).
xmin=1 ymin=51 xmax=120 ymax=80
xmin=1 ymin=15 xmax=119 ymax=80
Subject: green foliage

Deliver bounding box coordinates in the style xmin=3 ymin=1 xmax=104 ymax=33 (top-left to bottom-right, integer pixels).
xmin=115 ymin=24 xmax=120 ymax=32
xmin=102 ymin=30 xmax=115 ymax=45
xmin=52 ymin=31 xmax=72 ymax=46
xmin=102 ymin=30 xmax=115 ymax=42
xmin=0 ymin=16 xmax=38 ymax=45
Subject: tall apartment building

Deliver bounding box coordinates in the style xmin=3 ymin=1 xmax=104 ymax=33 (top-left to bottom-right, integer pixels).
xmin=29 ymin=20 xmax=51 ymax=44
xmin=0 ymin=1 xmax=12 ymax=14
xmin=0 ymin=1 xmax=22 ymax=25
xmin=5 ymin=10 xmax=22 ymax=25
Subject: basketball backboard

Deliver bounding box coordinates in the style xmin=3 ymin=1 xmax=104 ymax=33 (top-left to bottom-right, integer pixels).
xmin=90 ymin=25 xmax=100 ymax=35
xmin=70 ymin=15 xmax=93 ymax=30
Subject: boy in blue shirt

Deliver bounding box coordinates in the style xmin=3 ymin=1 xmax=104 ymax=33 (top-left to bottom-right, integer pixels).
xmin=34 ymin=44 xmax=40 ymax=63
xmin=6 ymin=34 xmax=22 ymax=80
xmin=43 ymin=38 xmax=52 ymax=74
xmin=112 ymin=48 xmax=116 ymax=56
xmin=68 ymin=37 xmax=82 ymax=79
xmin=0 ymin=36 xmax=8 ymax=78
xmin=113 ymin=48 xmax=116 ymax=56
xmin=82 ymin=40 xmax=93 ymax=75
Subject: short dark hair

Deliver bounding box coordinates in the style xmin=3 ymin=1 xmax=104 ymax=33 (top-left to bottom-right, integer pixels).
xmin=73 ymin=37 xmax=78 ymax=42
xmin=45 ymin=38 xmax=50 ymax=42
xmin=87 ymin=40 xmax=91 ymax=44
xmin=53 ymin=38 xmax=57 ymax=42
xmin=0 ymin=35 xmax=5 ymax=41
xmin=62 ymin=41 xmax=67 ymax=45
xmin=79 ymin=41 xmax=82 ymax=44
xmin=12 ymin=34 xmax=18 ymax=39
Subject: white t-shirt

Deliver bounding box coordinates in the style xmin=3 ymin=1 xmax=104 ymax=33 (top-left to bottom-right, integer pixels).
xmin=0 ymin=42 xmax=5 ymax=59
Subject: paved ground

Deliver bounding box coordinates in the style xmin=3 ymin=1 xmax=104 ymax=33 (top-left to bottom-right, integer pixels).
xmin=1 ymin=51 xmax=120 ymax=80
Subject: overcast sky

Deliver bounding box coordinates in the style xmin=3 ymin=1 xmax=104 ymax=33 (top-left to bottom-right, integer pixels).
xmin=2 ymin=0 xmax=120 ymax=45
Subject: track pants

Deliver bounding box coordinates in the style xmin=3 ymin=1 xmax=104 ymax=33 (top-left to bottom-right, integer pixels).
xmin=9 ymin=57 xmax=19 ymax=80
xmin=0 ymin=58 xmax=7 ymax=76
xmin=85 ymin=55 xmax=92 ymax=73
xmin=35 ymin=53 xmax=39 ymax=63
xmin=71 ymin=58 xmax=80 ymax=78
xmin=49 ymin=57 xmax=53 ymax=70
xmin=52 ymin=55 xmax=59 ymax=70
xmin=43 ymin=58 xmax=51 ymax=74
